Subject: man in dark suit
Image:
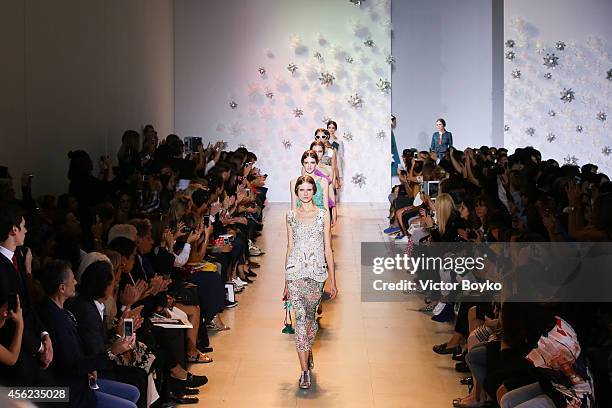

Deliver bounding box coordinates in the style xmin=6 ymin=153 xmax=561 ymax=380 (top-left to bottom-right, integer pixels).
xmin=0 ymin=204 xmax=53 ymax=386
xmin=37 ymin=259 xmax=139 ymax=408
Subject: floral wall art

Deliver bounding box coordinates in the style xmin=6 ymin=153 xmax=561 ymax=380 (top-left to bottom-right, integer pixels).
xmin=504 ymin=5 xmax=612 ymax=172
xmin=175 ymin=0 xmax=392 ymax=202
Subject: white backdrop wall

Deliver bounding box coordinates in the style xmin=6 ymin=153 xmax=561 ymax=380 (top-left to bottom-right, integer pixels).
xmin=0 ymin=0 xmax=174 ymax=196
xmin=174 ymin=0 xmax=391 ymax=202
xmin=504 ymin=0 xmax=612 ymax=173
xmin=391 ymin=0 xmax=499 ymax=153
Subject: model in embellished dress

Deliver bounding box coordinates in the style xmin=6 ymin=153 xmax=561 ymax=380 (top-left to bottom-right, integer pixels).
xmin=290 ymin=150 xmax=330 ymax=211
xmin=283 ymin=175 xmax=337 ymax=389
xmin=326 ymin=121 xmax=343 ymax=192
xmin=308 ymin=141 xmax=337 ymax=226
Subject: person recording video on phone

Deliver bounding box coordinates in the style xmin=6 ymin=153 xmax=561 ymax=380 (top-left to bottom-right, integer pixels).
xmin=430 ymin=118 xmax=453 ymax=161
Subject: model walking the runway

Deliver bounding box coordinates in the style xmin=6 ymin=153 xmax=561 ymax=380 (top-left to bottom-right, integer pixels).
xmin=290 ymin=150 xmax=330 ymax=211
xmin=283 ymin=175 xmax=337 ymax=389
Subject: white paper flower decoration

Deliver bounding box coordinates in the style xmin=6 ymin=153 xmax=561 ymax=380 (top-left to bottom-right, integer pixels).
xmin=376 ymin=78 xmax=391 ymax=94
xmin=287 ymin=63 xmax=298 ymax=74
xmin=347 ymin=93 xmax=364 ymax=108
xmin=319 ymin=72 xmax=335 ymax=87
xmin=560 ymin=88 xmax=575 ymax=103
xmin=352 ymin=173 xmax=367 ymax=188
xmin=596 ymin=112 xmax=607 ymax=122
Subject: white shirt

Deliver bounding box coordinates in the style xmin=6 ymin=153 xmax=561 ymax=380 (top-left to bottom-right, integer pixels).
xmin=0 ymin=245 xmax=15 ymax=263
xmin=93 ymin=300 xmax=105 ymax=321
xmin=174 ymin=243 xmax=191 ymax=267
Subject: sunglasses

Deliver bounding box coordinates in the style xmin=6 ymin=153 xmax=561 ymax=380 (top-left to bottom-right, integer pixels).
xmin=315 ymin=135 xmax=329 ymax=140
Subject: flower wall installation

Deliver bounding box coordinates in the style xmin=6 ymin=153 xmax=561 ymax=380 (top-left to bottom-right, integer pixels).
xmin=504 ymin=16 xmax=612 ymax=174
xmin=175 ymin=0 xmax=390 ymax=202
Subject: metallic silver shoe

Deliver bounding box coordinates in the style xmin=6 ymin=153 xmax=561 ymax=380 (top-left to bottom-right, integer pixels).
xmin=308 ymin=351 xmax=314 ymax=370
xmin=299 ymin=370 xmax=311 ymax=389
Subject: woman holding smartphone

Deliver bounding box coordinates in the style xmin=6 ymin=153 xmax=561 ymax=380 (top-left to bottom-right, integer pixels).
xmin=283 ymin=175 xmax=337 ymax=389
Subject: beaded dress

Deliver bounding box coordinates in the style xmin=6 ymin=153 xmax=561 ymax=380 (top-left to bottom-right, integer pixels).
xmin=285 ymin=208 xmax=328 ymax=283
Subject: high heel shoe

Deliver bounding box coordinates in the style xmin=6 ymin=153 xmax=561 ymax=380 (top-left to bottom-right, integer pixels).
xmin=308 ymin=351 xmax=314 ymax=370
xmin=299 ymin=370 xmax=311 ymax=389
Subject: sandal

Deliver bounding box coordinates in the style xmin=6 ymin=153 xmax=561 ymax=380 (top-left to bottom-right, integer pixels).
xmin=187 ymin=352 xmax=213 ymax=364
xmin=207 ymin=322 xmax=230 ymax=331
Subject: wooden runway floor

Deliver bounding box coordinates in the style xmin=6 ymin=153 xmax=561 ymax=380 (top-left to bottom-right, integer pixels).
xmin=189 ymin=203 xmax=464 ymax=407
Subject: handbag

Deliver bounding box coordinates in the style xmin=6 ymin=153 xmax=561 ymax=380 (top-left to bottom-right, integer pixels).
xmin=168 ymin=281 xmax=200 ymax=306
xmin=282 ymin=300 xmax=295 ymax=334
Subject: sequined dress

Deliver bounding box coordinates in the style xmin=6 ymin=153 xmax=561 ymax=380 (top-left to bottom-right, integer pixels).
xmin=285 ymin=208 xmax=328 ymax=282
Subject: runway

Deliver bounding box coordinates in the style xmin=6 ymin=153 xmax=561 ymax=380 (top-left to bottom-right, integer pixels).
xmin=190 ymin=203 xmax=464 ymax=407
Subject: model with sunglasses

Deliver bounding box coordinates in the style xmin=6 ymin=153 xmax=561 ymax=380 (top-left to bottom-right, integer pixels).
xmin=313 ymin=129 xmax=338 ymax=190
xmin=326 ymin=121 xmax=344 ymax=192
xmin=283 ymin=175 xmax=337 ymax=389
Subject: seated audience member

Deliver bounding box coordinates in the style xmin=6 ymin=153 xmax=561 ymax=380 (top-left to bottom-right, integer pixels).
xmin=68 ymin=259 xmax=152 ymax=408
xmin=0 ymin=205 xmax=53 ymax=387
xmin=37 ymin=259 xmax=140 ymax=408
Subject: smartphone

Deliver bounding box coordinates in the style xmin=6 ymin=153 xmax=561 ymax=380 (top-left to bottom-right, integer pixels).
xmin=124 ymin=318 xmax=134 ymax=338
xmin=88 ymin=375 xmax=100 ymax=390
xmin=7 ymin=293 xmax=17 ymax=313
xmin=181 ymin=226 xmax=193 ymax=234
xmin=427 ymin=181 xmax=440 ymax=200
xmin=203 ymin=215 xmax=210 ymax=227
xmin=176 ymin=179 xmax=190 ymax=191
